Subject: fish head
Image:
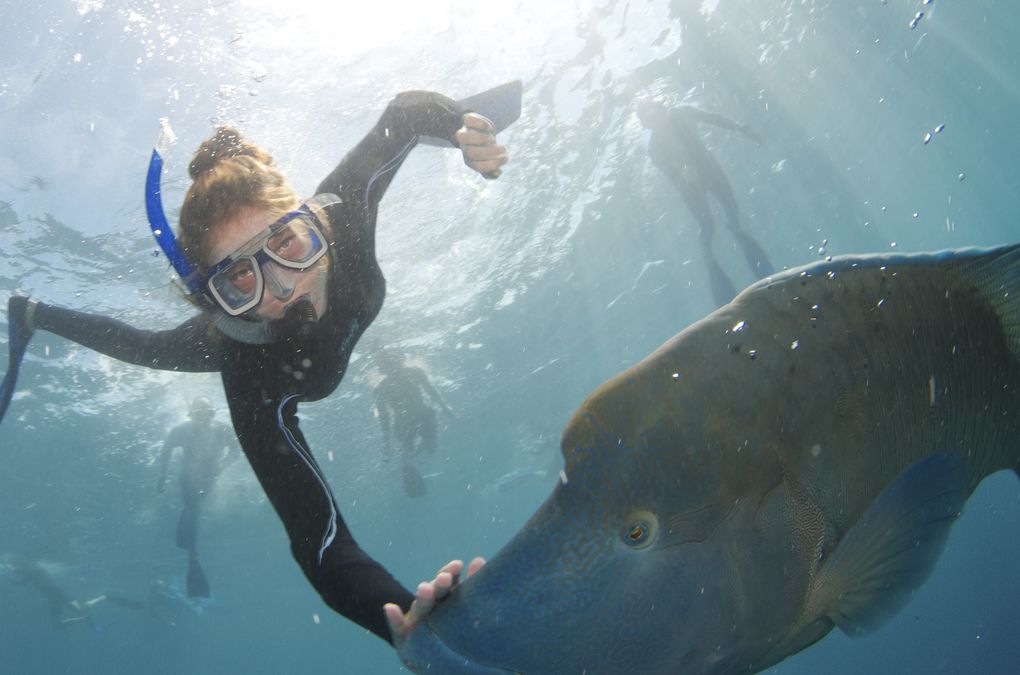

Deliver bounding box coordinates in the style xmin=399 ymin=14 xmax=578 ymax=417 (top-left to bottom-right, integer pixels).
xmin=402 ymin=338 xmax=804 ymax=674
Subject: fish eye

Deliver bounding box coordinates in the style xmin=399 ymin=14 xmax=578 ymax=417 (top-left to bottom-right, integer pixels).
xmin=620 ymin=510 xmax=659 ymax=550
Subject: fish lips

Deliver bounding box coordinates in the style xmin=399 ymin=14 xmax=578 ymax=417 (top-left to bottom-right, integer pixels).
xmin=401 ymin=612 xmax=520 ymax=674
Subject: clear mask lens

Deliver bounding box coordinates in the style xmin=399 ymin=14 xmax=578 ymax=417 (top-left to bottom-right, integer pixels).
xmin=209 ymin=257 xmax=263 ymax=313
xmin=266 ymin=220 xmax=322 ymax=265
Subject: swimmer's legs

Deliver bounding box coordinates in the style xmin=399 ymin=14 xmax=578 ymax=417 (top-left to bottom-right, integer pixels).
xmin=176 ymin=487 xmax=210 ymax=597
xmin=699 ymin=225 xmax=738 ymax=308
xmin=420 ymin=414 xmax=438 ymax=455
xmin=175 ymin=505 xmax=199 ymax=551
xmin=716 ymin=191 xmax=775 ymax=277
xmin=397 ymin=425 xmax=428 ymax=496
xmin=704 ymin=258 xmax=739 ymax=307
xmin=679 ymin=185 xmax=738 ymax=306
xmin=732 ymin=229 xmax=775 ymax=277
xmin=401 ymin=461 xmax=426 ymax=498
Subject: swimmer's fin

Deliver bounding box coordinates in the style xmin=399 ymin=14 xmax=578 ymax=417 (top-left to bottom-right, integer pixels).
xmin=187 ymin=557 xmax=211 ymax=599
xmin=0 ymin=296 xmax=34 ymax=425
xmin=420 ymin=80 xmax=523 ymax=148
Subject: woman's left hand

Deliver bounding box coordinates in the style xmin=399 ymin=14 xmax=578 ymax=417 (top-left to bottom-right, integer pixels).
xmin=384 ymin=556 xmax=486 ymax=645
xmin=455 ymin=113 xmax=509 ymax=179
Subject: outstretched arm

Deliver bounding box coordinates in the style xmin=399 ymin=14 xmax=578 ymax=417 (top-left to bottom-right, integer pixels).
xmin=676 ymin=106 xmax=762 ymax=144
xmin=216 ymin=422 xmax=240 ymax=469
xmin=316 ymin=91 xmax=465 ymax=233
xmin=412 ymin=367 xmax=453 ymax=414
xmin=314 ymin=92 xmax=508 ymax=258
xmin=222 ymin=373 xmax=413 ymax=643
xmin=31 ymin=302 xmax=222 ymax=373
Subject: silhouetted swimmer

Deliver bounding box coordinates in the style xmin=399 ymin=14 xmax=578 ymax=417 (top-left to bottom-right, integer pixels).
xmin=371 ymin=350 xmax=454 ymax=498
xmin=0 ymin=558 xmax=107 ymax=630
xmin=156 ymin=397 xmax=237 ymax=598
xmin=637 ymin=100 xmax=775 ymax=307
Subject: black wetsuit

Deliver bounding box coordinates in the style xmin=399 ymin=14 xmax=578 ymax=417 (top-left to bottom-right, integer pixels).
xmin=25 ymin=91 xmax=468 ymax=643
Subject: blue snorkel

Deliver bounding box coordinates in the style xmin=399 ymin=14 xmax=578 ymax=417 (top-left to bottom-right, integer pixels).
xmin=144 ymin=120 xmax=275 ymax=344
xmin=145 ymin=119 xmax=203 ymax=297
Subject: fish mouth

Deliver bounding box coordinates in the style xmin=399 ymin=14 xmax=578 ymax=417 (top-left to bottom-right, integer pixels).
xmin=402 ymin=618 xmax=520 ymax=674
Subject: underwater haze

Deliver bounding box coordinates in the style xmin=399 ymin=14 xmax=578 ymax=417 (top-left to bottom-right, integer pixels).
xmin=2 ymin=0 xmax=1019 ymax=673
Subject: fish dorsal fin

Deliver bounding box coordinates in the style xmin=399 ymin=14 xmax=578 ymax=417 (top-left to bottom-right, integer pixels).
xmin=965 ymin=243 xmax=1020 ymax=360
xmin=809 ymin=452 xmax=966 ymax=636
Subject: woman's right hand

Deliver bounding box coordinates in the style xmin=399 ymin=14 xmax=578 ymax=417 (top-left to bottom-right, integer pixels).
xmin=384 ymin=556 xmax=486 ymax=647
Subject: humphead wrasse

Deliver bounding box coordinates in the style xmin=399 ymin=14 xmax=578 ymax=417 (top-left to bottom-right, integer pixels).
xmin=399 ymin=244 xmax=1020 ymax=674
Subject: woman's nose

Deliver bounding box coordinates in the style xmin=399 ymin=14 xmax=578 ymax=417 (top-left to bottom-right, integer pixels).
xmin=261 ymin=261 xmax=296 ymax=301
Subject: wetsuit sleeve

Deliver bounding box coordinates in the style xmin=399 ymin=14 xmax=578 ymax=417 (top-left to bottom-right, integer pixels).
xmin=222 ymin=370 xmax=413 ymax=643
xmin=32 ymin=302 xmax=222 ymax=373
xmin=314 ymin=91 xmax=467 ymax=259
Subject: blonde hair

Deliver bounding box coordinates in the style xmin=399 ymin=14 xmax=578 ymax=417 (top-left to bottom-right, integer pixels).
xmin=178 ymin=127 xmax=299 ymax=272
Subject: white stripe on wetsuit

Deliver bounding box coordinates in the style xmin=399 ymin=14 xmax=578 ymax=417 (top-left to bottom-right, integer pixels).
xmin=363 ymin=137 xmax=417 ymax=210
xmin=277 ymin=392 xmax=337 ymax=564
xmin=274 ymin=135 xmax=417 ymax=563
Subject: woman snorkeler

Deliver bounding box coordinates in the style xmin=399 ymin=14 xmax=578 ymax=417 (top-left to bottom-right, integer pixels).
xmin=1 ymin=82 xmax=520 ymax=644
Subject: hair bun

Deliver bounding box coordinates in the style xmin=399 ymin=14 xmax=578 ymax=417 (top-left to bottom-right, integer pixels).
xmin=188 ymin=126 xmax=274 ymax=179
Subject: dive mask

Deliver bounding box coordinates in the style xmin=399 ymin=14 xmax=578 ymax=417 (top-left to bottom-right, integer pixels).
xmin=203 ymin=200 xmax=334 ymax=316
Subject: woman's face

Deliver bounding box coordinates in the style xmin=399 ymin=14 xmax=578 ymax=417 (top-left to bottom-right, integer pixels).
xmin=206 ymin=206 xmax=329 ymax=321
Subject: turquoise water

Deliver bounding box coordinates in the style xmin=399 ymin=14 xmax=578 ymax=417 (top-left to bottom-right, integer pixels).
xmin=1 ymin=0 xmax=1018 ymax=672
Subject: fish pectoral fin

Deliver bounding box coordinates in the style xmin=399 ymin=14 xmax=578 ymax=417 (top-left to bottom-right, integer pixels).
xmin=809 ymin=452 xmax=966 ymax=636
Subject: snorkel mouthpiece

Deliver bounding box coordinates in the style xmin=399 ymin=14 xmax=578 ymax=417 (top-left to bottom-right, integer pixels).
xmin=271 ymin=297 xmax=318 ymax=343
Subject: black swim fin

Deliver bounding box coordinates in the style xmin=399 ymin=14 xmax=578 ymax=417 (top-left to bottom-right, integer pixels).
xmin=186 ymin=557 xmax=211 ymax=599
xmin=0 ymin=296 xmax=34 ymax=425
xmin=420 ymin=80 xmax=523 ymax=148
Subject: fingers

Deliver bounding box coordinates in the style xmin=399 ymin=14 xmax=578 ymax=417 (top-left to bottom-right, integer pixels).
xmin=467 ymin=556 xmax=486 ymax=577
xmin=462 ymin=112 xmax=494 ymax=132
xmin=406 ymin=581 xmax=437 ymax=626
xmin=455 ymin=113 xmax=509 ymax=179
xmin=401 ymin=567 xmax=453 ymax=633
xmin=438 ymin=559 xmax=464 ymax=587
xmin=384 ymin=558 xmax=480 ymax=642
xmin=384 ymin=602 xmax=408 ymax=638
